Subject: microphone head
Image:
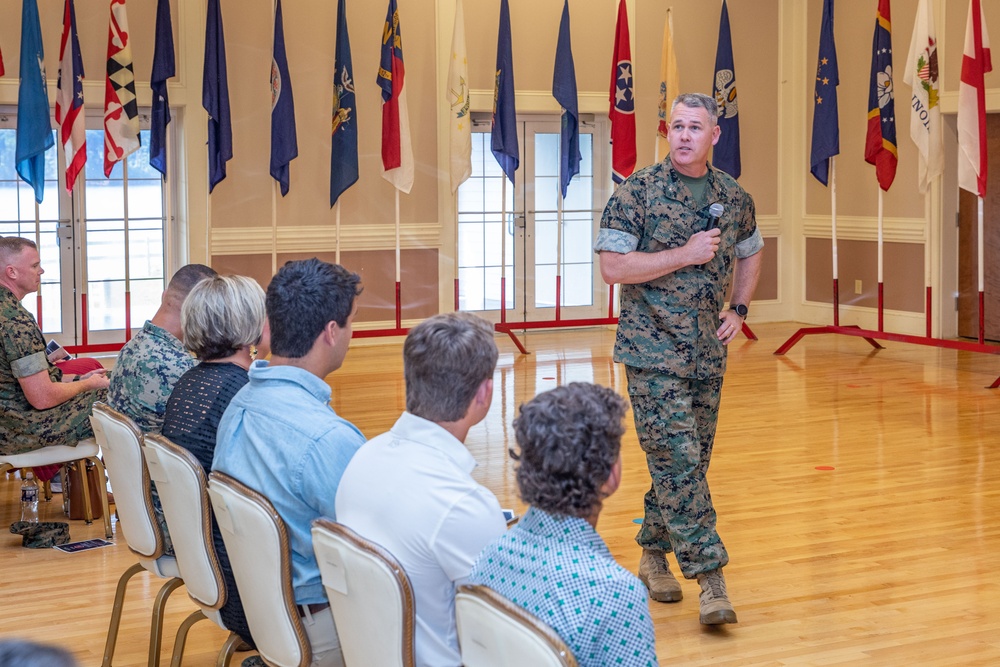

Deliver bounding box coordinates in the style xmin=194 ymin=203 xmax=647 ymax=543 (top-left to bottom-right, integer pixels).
xmin=709 ymin=202 xmax=725 ymax=218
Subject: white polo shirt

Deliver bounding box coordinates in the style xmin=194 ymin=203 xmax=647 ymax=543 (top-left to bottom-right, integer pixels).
xmin=334 ymin=412 xmax=506 ymax=667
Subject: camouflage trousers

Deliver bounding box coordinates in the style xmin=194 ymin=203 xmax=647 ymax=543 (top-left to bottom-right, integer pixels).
xmin=626 ymin=366 xmax=728 ymax=579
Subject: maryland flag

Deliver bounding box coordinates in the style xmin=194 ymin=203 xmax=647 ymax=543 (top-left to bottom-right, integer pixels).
xmin=104 ymin=0 xmax=140 ymax=177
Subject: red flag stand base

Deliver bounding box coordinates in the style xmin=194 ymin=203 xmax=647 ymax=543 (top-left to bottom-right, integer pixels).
xmin=773 ymin=325 xmax=1000 ymax=388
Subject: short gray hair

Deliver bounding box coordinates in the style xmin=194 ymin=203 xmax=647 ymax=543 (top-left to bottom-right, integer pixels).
xmin=181 ymin=275 xmax=266 ymax=361
xmin=671 ymin=92 xmax=718 ymax=127
xmin=0 ymin=237 xmax=38 ymax=267
xmin=403 ymin=312 xmax=498 ymax=422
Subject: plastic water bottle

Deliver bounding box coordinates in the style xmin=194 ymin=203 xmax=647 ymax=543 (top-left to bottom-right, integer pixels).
xmin=20 ymin=472 xmax=39 ymax=524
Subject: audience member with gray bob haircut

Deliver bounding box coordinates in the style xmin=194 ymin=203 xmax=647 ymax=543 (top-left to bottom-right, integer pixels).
xmin=266 ymin=258 xmax=361 ymax=358
xmin=0 ymin=640 xmax=78 ymax=667
xmin=404 ymin=312 xmax=498 ymax=422
xmin=181 ymin=275 xmax=266 ymax=361
xmin=671 ymin=92 xmax=718 ymax=126
xmin=512 ymin=382 xmax=627 ymax=519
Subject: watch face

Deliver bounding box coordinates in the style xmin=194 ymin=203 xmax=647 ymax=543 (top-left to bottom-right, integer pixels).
xmin=733 ymin=304 xmax=748 ymax=317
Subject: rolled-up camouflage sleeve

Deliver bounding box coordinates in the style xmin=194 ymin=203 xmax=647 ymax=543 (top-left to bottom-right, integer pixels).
xmin=10 ymin=351 xmax=48 ymax=378
xmin=734 ymin=191 xmax=763 ymax=259
xmin=595 ymin=178 xmax=644 ymax=255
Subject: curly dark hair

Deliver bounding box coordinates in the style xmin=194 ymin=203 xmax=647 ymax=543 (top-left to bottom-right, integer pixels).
xmin=512 ymin=382 xmax=628 ymax=519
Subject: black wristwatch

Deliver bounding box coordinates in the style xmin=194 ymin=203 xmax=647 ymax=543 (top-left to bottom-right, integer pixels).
xmin=729 ymin=304 xmax=748 ymax=319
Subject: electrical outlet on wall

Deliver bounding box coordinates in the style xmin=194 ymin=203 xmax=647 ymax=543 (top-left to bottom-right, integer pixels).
xmin=855 ymin=279 xmax=863 ymax=294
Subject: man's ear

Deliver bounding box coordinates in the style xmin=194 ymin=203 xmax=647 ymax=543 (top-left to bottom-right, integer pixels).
xmin=323 ymin=320 xmax=340 ymax=346
xmin=475 ymin=378 xmax=493 ymax=406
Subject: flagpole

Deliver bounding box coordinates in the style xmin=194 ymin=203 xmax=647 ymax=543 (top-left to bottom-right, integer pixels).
xmin=395 ymin=188 xmax=401 ymax=330
xmin=556 ymin=185 xmax=563 ymax=322
xmin=978 ymin=195 xmax=985 ymax=344
xmin=831 ymin=157 xmax=839 ymax=326
xmin=923 ymin=190 xmax=932 ymax=338
xmin=877 ymin=187 xmax=884 ymax=333
xmin=271 ymin=181 xmax=278 ymax=276
xmin=122 ymin=161 xmax=132 ymax=339
xmin=335 ymin=202 xmax=341 ymax=265
xmin=500 ymin=177 xmax=507 ymax=324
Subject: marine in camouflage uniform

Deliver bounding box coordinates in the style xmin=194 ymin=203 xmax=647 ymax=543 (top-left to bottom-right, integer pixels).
xmin=595 ymin=154 xmax=763 ymax=579
xmin=0 ymin=286 xmax=105 ymax=456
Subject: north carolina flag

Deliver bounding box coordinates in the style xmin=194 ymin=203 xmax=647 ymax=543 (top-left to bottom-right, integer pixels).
xmin=958 ymin=0 xmax=992 ymax=198
xmin=377 ymin=0 xmax=414 ymax=194
xmin=865 ymin=0 xmax=897 ymax=192
xmin=810 ymin=0 xmax=839 ymax=186
xmin=447 ymin=0 xmax=471 ymax=193
xmin=203 ymin=0 xmax=232 ymax=193
xmin=104 ymin=0 xmax=141 ymax=177
xmin=711 ymin=0 xmax=741 ymax=179
xmin=609 ymin=0 xmax=635 ymax=184
xmin=492 ymin=0 xmax=519 ymax=185
xmin=149 ymin=0 xmax=175 ymax=177
xmin=553 ymin=0 xmax=580 ymax=198
xmin=270 ymin=0 xmax=298 ymax=197
xmin=15 ymin=0 xmax=53 ymax=204
xmin=330 ymin=0 xmax=358 ymax=207
xmin=655 ymin=9 xmax=679 ymax=161
xmin=56 ymin=0 xmax=87 ymax=193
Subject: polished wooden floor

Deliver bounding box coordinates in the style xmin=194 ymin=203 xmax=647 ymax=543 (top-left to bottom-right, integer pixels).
xmin=2 ymin=322 xmax=999 ymax=666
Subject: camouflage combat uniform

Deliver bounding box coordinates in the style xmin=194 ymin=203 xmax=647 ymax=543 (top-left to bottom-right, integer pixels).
xmin=0 ymin=286 xmax=102 ymax=456
xmin=595 ymin=156 xmax=763 ymax=578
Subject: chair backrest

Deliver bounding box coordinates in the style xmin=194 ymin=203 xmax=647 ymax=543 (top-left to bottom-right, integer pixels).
xmin=142 ymin=433 xmax=225 ymax=614
xmin=208 ymin=471 xmax=310 ymax=667
xmin=455 ymin=585 xmax=578 ymax=667
xmin=90 ymin=403 xmax=162 ymax=559
xmin=310 ymin=518 xmax=416 ymax=667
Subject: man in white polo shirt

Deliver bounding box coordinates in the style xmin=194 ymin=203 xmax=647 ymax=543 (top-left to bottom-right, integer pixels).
xmin=334 ymin=312 xmax=506 ymax=667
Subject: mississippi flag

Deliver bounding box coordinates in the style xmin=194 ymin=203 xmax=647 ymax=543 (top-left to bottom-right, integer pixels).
xmin=864 ymin=0 xmax=897 ymax=192
xmin=56 ymin=0 xmax=86 ymax=193
xmin=609 ymin=0 xmax=635 ymax=184
xmin=104 ymin=0 xmax=141 ymax=177
xmin=958 ymin=0 xmax=992 ymax=198
xmin=377 ymin=0 xmax=414 ymax=194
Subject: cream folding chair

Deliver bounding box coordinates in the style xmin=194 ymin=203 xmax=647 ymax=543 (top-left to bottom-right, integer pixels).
xmin=311 ymin=518 xmax=416 ymax=667
xmin=0 ymin=437 xmax=112 ymax=537
xmin=90 ymin=403 xmax=182 ymax=667
xmin=208 ymin=471 xmax=311 ymax=667
xmin=142 ymin=433 xmax=242 ymax=667
xmin=455 ymin=584 xmax=578 ymax=667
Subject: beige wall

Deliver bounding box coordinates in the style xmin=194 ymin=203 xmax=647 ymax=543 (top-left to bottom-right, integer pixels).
xmin=2 ymin=0 xmax=999 ymax=334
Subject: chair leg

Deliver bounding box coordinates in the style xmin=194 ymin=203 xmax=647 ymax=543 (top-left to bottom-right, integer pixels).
xmin=169 ymin=610 xmax=208 ymax=667
xmin=87 ymin=455 xmax=114 ymax=539
xmin=102 ymin=562 xmax=146 ymax=667
xmin=149 ymin=577 xmax=184 ymax=667
xmin=78 ymin=459 xmax=94 ymax=525
xmin=216 ymin=631 xmax=242 ymax=667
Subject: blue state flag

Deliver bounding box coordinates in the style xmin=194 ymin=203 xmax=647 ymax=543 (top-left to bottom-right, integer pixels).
xmin=330 ymin=0 xmax=358 ymax=207
xmin=552 ymin=0 xmax=580 ymax=198
xmin=150 ymin=0 xmax=175 ymax=177
xmin=203 ymin=0 xmax=232 ymax=193
xmin=810 ymin=0 xmax=839 ymax=185
xmin=492 ymin=0 xmax=518 ymax=184
xmin=711 ymin=0 xmax=741 ymax=179
xmin=270 ymin=0 xmax=298 ymax=196
xmin=16 ymin=0 xmax=54 ymax=204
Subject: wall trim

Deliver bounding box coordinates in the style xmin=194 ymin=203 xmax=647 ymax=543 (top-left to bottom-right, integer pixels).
xmin=211 ymin=223 xmax=442 ymax=256
xmin=802 ymin=214 xmax=928 ymax=244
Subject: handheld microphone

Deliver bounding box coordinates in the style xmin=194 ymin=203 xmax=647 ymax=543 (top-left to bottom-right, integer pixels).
xmin=699 ymin=203 xmax=725 ymax=268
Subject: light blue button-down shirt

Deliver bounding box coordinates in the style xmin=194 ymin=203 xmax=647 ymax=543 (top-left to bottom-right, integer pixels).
xmin=213 ymin=360 xmax=365 ymax=604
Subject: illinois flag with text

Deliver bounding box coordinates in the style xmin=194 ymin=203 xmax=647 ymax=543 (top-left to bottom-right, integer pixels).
xmin=609 ymin=0 xmax=635 ymax=184
xmin=56 ymin=0 xmax=87 ymax=193
xmin=655 ymin=10 xmax=679 ymax=161
xmin=104 ymin=0 xmax=141 ymax=177
xmin=958 ymin=0 xmax=992 ymax=198
xmin=864 ymin=0 xmax=897 ymax=192
xmin=903 ymin=0 xmax=942 ymax=194
xmin=378 ymin=0 xmax=414 ymax=194
xmin=15 ymin=0 xmax=53 ymax=203
xmin=270 ymin=0 xmax=298 ymax=197
xmin=448 ymin=0 xmax=471 ymax=193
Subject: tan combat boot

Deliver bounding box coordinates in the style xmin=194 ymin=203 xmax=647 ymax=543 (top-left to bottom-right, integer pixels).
xmin=696 ymin=569 xmax=737 ymax=625
xmin=637 ymin=549 xmax=683 ymax=602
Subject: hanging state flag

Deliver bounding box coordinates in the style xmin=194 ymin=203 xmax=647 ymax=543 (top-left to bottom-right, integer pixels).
xmin=203 ymin=0 xmax=232 ymax=193
xmin=492 ymin=0 xmax=519 ymax=184
xmin=104 ymin=0 xmax=141 ymax=177
xmin=903 ymin=0 xmax=941 ymax=194
xmin=810 ymin=0 xmax=839 ymax=186
xmin=15 ymin=0 xmax=53 ymax=204
xmin=711 ymin=0 xmax=740 ymax=179
xmin=149 ymin=0 xmax=175 ymax=177
xmin=56 ymin=0 xmax=87 ymax=193
xmin=447 ymin=0 xmax=471 ymax=193
xmin=864 ymin=0 xmax=897 ymax=192
xmin=270 ymin=0 xmax=298 ymax=197
xmin=655 ymin=10 xmax=680 ymax=161
xmin=958 ymin=0 xmax=992 ymax=198
xmin=553 ymin=0 xmax=579 ymax=198
xmin=330 ymin=0 xmax=358 ymax=207
xmin=609 ymin=0 xmax=635 ymax=184
xmin=377 ymin=0 xmax=414 ymax=194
